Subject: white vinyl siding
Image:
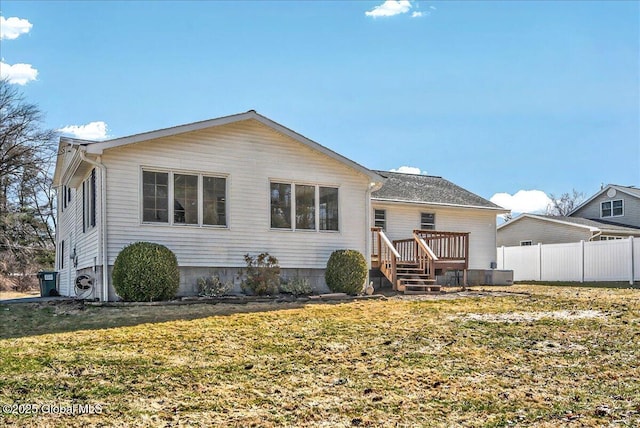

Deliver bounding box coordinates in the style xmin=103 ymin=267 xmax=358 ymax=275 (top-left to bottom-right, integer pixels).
xmin=372 ymin=201 xmax=499 ymax=270
xmin=55 ymin=165 xmax=101 ymax=297
xmin=102 ymin=119 xmax=369 ymax=269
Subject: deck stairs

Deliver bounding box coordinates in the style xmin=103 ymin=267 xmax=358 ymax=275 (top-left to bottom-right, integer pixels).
xmin=371 ymin=228 xmax=469 ymax=295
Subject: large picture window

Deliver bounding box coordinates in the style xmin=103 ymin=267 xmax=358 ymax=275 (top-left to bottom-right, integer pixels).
xmin=271 ymin=182 xmax=338 ymax=231
xmin=142 ymin=169 xmax=226 ymax=227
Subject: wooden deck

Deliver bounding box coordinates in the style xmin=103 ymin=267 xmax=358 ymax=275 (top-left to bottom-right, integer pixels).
xmin=371 ymin=227 xmax=469 ymax=294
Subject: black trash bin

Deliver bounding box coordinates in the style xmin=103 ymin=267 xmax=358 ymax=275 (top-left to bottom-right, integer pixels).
xmin=37 ymin=271 xmax=58 ymax=297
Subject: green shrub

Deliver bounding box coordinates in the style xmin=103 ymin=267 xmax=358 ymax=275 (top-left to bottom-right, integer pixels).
xmin=240 ymin=252 xmax=280 ymax=296
xmin=280 ymin=277 xmax=313 ymax=296
xmin=112 ymin=242 xmax=179 ymax=301
xmin=197 ymin=274 xmax=232 ymax=297
xmin=325 ymin=249 xmax=367 ymax=295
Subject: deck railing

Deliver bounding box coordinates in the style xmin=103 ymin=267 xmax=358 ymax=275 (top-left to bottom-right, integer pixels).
xmin=371 ymin=228 xmax=469 ymax=288
xmin=413 ymin=230 xmax=469 ymax=268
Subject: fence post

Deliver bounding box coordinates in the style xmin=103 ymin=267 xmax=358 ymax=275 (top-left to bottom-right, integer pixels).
xmin=538 ymin=243 xmax=542 ymax=281
xmin=580 ymin=240 xmax=585 ymax=283
xmin=630 ymin=236 xmax=635 ymax=286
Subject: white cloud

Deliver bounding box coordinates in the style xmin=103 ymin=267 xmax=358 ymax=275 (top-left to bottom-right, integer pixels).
xmin=58 ymin=122 xmax=109 ymax=140
xmin=0 ymin=62 xmax=38 ymax=85
xmin=365 ymin=1 xmax=412 ymax=18
xmin=490 ymin=190 xmax=551 ymax=214
xmin=0 ymin=16 xmax=33 ymax=40
xmin=390 ymin=166 xmax=426 ymax=175
xmin=411 ymin=11 xmax=423 ymax=18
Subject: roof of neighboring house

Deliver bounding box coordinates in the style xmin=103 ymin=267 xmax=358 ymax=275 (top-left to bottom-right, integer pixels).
xmin=55 ymin=110 xmax=383 ymax=185
xmin=371 ymin=170 xmax=506 ymax=211
xmin=569 ymin=184 xmax=640 ymax=216
xmin=498 ymin=213 xmax=640 ymax=234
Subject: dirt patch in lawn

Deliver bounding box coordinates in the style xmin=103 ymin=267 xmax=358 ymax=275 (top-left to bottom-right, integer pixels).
xmin=453 ymin=309 xmax=608 ymax=323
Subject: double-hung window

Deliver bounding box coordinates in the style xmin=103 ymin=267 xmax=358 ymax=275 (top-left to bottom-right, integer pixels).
xmin=374 ymin=209 xmax=386 ymax=230
xmin=270 ymin=182 xmax=338 ymax=231
xmin=142 ymin=169 xmax=227 ymax=227
xmin=601 ymin=199 xmax=623 ymax=218
xmin=420 ymin=213 xmax=435 ymax=230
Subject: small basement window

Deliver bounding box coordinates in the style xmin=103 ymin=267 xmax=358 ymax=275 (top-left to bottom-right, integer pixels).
xmin=520 ymin=240 xmax=533 ymax=246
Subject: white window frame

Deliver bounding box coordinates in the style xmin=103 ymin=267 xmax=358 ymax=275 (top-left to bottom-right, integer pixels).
xmin=601 ymin=199 xmax=624 ymax=218
xmin=140 ymin=168 xmax=228 ymax=228
xmin=269 ymin=180 xmax=339 ymax=232
xmin=374 ymin=209 xmax=386 ymax=231
xmin=83 ymin=169 xmax=96 ymax=232
xmin=520 ymin=240 xmax=533 ymax=246
xmin=420 ymin=212 xmax=436 ymax=230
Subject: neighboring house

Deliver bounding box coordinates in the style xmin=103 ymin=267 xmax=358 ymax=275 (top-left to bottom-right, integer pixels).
xmin=569 ymin=184 xmax=640 ymax=229
xmin=54 ymin=111 xmax=507 ymax=300
xmin=497 ymin=184 xmax=640 ymax=247
xmin=497 ymin=214 xmax=640 ymax=247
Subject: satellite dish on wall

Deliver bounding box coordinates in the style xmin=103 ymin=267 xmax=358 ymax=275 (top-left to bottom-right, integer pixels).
xmin=606 ymin=188 xmax=616 ymax=198
xmin=74 ymin=274 xmax=94 ymax=299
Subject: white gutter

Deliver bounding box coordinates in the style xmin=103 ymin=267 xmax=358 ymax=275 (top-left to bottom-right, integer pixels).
xmin=79 ymin=149 xmax=109 ymax=302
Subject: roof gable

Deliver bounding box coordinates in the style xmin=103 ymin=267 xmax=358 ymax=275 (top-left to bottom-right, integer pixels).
xmin=58 ymin=110 xmax=382 ymax=183
xmin=372 ymin=170 xmax=506 ymax=211
xmin=569 ymin=184 xmax=640 ymax=216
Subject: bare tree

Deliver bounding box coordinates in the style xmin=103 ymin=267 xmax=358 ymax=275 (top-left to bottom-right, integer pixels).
xmin=0 ymin=79 xmax=57 ymax=288
xmin=546 ymin=189 xmax=585 ymax=216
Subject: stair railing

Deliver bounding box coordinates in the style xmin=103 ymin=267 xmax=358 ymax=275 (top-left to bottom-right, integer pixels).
xmin=413 ymin=233 xmax=438 ymax=279
xmin=375 ymin=229 xmax=400 ymax=288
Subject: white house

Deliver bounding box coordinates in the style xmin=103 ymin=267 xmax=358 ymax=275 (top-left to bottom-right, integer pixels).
xmin=53 ymin=111 xmax=383 ymax=300
xmin=53 ymin=111 xmax=507 ymax=300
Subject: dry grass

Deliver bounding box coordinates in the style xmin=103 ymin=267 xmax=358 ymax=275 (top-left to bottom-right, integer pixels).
xmin=0 ymin=290 xmax=39 ymax=300
xmin=1 ymin=285 xmax=639 ymax=427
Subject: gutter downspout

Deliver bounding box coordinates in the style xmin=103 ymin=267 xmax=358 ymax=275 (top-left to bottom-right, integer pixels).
xmin=79 ymin=149 xmax=109 ymax=302
xmin=589 ymin=231 xmax=602 ymax=241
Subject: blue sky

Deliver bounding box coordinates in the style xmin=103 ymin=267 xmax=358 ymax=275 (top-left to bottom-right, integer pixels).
xmin=1 ymin=1 xmax=638 ymax=214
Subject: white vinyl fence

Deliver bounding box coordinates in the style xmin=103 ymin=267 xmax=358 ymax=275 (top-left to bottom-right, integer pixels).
xmin=497 ymin=237 xmax=639 ymax=284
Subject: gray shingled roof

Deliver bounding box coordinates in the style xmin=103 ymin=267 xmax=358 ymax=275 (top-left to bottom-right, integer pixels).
xmin=537 ymin=215 xmax=640 ymax=233
xmin=612 ymin=184 xmax=640 ymax=198
xmin=372 ymin=170 xmax=503 ymax=210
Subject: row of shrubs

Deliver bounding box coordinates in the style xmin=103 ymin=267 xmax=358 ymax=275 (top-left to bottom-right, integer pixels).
xmin=112 ymin=242 xmax=368 ymax=302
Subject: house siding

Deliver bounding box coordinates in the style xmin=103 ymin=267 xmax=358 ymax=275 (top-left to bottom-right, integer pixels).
xmin=571 ymin=189 xmax=640 ymax=228
xmin=102 ymin=120 xmax=371 ymax=281
xmin=497 ymin=217 xmax=593 ymax=247
xmin=371 ymin=201 xmax=498 ymax=269
xmin=55 ymin=167 xmax=102 ymax=297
